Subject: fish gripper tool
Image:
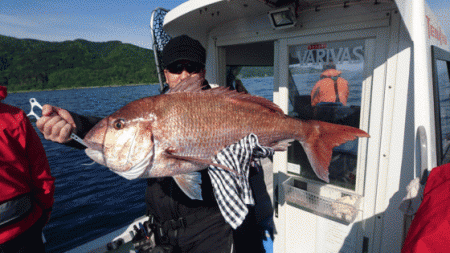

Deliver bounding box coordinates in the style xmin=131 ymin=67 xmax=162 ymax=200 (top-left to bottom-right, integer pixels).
xmin=27 ymin=98 xmax=88 ymax=147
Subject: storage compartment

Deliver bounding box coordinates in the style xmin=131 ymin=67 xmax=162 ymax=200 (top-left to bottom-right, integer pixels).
xmin=282 ymin=177 xmax=362 ymax=224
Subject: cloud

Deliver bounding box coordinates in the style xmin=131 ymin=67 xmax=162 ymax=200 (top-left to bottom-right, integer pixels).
xmin=0 ymin=11 xmax=153 ymax=48
xmin=0 ymin=13 xmax=95 ymax=40
xmin=0 ymin=14 xmax=40 ymax=29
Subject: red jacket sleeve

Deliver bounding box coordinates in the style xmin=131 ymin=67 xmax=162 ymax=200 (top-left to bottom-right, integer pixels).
xmin=402 ymin=163 xmax=450 ymax=252
xmin=22 ymin=111 xmax=55 ymax=211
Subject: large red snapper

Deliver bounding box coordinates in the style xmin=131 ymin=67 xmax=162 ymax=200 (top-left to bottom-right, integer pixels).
xmin=84 ymin=76 xmax=369 ymax=200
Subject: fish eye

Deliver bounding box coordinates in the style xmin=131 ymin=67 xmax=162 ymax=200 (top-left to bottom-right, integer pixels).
xmin=113 ymin=119 xmax=125 ymax=130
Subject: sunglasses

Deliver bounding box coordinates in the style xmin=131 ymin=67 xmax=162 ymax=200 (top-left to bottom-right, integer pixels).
xmin=166 ymin=62 xmax=204 ymax=74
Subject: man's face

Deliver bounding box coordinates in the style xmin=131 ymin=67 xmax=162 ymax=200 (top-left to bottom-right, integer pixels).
xmin=164 ymin=60 xmax=206 ymax=88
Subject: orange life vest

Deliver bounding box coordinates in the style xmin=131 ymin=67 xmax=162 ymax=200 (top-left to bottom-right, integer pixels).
xmin=311 ymin=69 xmax=349 ymax=106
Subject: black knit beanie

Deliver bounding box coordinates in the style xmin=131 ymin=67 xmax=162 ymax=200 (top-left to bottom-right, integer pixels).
xmin=162 ymin=35 xmax=206 ymax=68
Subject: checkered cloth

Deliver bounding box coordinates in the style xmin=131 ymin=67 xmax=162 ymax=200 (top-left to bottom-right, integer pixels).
xmin=208 ymin=134 xmax=274 ymax=229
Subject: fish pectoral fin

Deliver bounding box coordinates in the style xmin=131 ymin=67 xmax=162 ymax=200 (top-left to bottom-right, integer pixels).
xmin=271 ymin=139 xmax=293 ymax=151
xmin=173 ymin=172 xmax=203 ymax=200
xmin=164 ymin=153 xmax=237 ymax=174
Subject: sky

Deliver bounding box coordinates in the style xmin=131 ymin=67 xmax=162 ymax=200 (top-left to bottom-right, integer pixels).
xmin=0 ymin=0 xmax=185 ymax=49
xmin=1 ymin=0 xmax=449 ymax=50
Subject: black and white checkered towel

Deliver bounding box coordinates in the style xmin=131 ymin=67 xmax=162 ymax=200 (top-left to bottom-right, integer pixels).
xmin=208 ymin=134 xmax=274 ymax=229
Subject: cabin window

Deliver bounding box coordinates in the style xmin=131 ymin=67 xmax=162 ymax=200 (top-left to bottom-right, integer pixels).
xmin=432 ymin=46 xmax=450 ymax=165
xmin=223 ymin=41 xmax=274 ymax=100
xmin=225 ymin=66 xmax=274 ymax=101
xmin=287 ymin=39 xmax=366 ymax=190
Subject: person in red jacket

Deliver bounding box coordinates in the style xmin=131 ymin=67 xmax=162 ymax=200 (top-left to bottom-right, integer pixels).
xmin=310 ymin=64 xmax=349 ymax=106
xmin=0 ymin=85 xmax=55 ymax=253
xmin=402 ymin=163 xmax=450 ymax=253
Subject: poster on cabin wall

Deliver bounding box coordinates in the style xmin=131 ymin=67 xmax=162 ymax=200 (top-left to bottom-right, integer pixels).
xmin=286 ymin=38 xmax=366 ymax=190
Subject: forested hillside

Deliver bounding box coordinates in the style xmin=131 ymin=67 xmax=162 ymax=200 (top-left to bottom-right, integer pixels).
xmin=0 ymin=35 xmax=158 ymax=92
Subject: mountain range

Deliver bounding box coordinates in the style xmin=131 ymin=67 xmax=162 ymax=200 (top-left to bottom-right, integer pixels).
xmin=0 ymin=35 xmax=159 ymax=92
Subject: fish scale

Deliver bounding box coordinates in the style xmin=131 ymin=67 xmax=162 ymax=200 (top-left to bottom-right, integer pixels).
xmin=157 ymin=92 xmax=282 ymax=156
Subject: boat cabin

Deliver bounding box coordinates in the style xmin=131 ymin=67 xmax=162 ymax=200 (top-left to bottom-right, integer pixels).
xmin=150 ymin=0 xmax=450 ymax=252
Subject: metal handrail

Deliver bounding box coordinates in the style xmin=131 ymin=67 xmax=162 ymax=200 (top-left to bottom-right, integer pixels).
xmin=416 ymin=126 xmax=428 ymax=182
xmin=401 ymin=125 xmax=429 ymax=244
xmin=150 ymin=7 xmax=171 ymax=91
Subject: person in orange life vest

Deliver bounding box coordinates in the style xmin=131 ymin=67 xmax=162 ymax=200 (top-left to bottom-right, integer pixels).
xmin=0 ymin=86 xmax=55 ymax=253
xmin=310 ymin=65 xmax=349 ymax=106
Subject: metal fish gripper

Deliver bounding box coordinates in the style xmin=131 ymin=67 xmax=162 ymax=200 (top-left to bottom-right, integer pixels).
xmin=27 ymin=98 xmax=88 ymax=147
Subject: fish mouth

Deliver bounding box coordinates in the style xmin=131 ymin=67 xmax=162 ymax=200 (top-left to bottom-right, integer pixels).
xmin=85 ymin=148 xmax=106 ymax=166
xmin=84 ymin=140 xmax=106 ymax=166
xmin=84 ymin=139 xmax=104 ymax=152
xmin=83 ymin=118 xmax=108 ymax=166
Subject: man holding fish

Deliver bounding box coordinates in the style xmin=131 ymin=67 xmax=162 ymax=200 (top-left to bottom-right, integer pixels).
xmin=37 ymin=35 xmax=282 ymax=252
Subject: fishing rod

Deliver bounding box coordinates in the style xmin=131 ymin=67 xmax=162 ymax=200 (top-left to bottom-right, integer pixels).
xmin=27 ymin=98 xmax=88 ymax=148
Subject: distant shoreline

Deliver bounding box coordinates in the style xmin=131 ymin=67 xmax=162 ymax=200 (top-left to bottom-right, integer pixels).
xmin=9 ymin=83 xmax=160 ymax=94
xmin=8 ymin=75 xmax=274 ymax=93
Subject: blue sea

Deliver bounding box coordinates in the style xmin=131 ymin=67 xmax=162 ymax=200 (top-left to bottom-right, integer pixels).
xmin=3 ymin=77 xmax=274 ymax=253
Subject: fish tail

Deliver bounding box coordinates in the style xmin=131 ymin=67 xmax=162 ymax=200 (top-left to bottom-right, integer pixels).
xmin=296 ymin=120 xmax=369 ymax=183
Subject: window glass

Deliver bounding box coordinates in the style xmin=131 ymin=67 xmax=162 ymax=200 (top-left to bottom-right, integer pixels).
xmin=225 ymin=66 xmax=274 ymax=101
xmin=287 ymin=39 xmax=366 ymax=190
xmin=436 ymin=60 xmax=450 ymax=164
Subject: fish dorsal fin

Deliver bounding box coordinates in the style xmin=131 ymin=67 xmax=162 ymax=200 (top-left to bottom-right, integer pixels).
xmin=173 ymin=172 xmax=203 ymax=200
xmin=206 ymin=87 xmax=284 ymax=114
xmin=167 ymin=76 xmax=206 ymax=93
